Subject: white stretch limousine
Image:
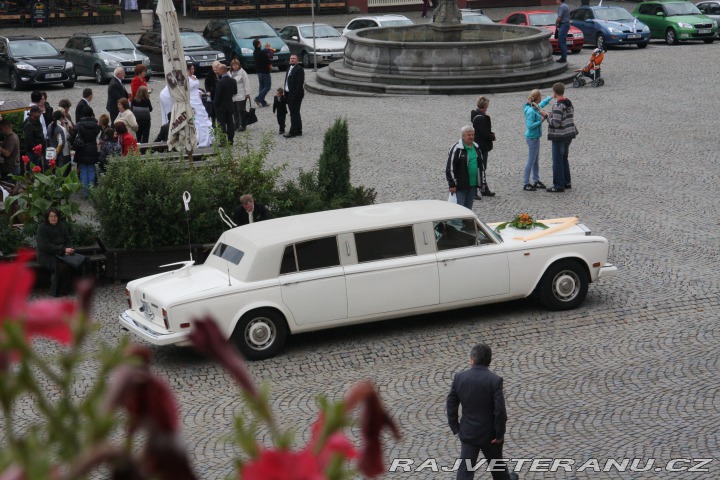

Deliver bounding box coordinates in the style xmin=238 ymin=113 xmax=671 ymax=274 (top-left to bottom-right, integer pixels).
xmin=120 ymin=201 xmax=617 ymax=359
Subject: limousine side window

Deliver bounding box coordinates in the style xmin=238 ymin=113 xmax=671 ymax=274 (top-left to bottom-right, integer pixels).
xmin=279 ymin=236 xmax=341 ymax=274
xmin=213 ymin=242 xmax=244 ymax=264
xmin=355 ymin=226 xmax=416 ymax=263
xmin=434 ymin=219 xmax=494 ymax=250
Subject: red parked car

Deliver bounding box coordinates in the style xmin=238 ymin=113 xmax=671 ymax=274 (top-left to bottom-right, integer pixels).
xmin=500 ymin=10 xmax=585 ymax=54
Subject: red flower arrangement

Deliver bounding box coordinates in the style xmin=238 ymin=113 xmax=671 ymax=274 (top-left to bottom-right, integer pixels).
xmin=22 ymin=155 xmax=30 ymax=165
xmin=32 ymin=144 xmax=43 ymax=155
xmin=48 ymin=159 xmax=57 ymax=169
xmin=32 ymin=166 xmax=42 ymax=173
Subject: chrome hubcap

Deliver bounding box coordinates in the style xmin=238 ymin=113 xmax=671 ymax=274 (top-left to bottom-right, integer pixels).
xmin=553 ymin=271 xmax=579 ymax=301
xmin=246 ymin=318 xmax=274 ymax=350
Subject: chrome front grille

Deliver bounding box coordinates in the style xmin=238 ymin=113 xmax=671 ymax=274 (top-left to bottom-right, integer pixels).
xmin=37 ymin=65 xmax=64 ymax=71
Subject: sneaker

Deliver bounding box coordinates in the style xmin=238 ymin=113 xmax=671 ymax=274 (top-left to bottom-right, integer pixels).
xmin=546 ymin=186 xmax=565 ymax=193
xmin=482 ymin=189 xmax=496 ymax=197
xmin=279 ymin=129 xmax=285 ymax=135
xmin=565 ymin=183 xmax=572 ymax=189
xmin=523 ymin=184 xmax=536 ymax=191
xmin=533 ymin=181 xmax=546 ymax=189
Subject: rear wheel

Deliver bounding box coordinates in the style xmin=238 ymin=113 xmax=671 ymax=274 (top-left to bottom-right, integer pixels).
xmin=537 ymin=259 xmax=589 ymax=310
xmin=665 ymin=28 xmax=679 ymax=45
xmin=9 ymin=71 xmax=21 ymax=91
xmin=596 ymin=33 xmax=605 ymax=49
xmin=231 ymin=308 xmax=288 ymax=360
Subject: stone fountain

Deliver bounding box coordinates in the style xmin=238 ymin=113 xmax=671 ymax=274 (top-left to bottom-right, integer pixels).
xmin=306 ymin=0 xmax=576 ymax=96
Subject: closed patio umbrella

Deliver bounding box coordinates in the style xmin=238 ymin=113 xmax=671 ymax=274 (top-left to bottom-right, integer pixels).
xmin=156 ymin=0 xmax=196 ymax=159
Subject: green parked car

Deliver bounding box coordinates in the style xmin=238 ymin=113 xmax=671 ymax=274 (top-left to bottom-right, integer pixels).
xmin=634 ymin=0 xmax=718 ymax=44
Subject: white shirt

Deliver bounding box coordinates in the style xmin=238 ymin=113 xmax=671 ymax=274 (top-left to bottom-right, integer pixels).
xmin=285 ymin=65 xmax=294 ymax=92
xmin=247 ymin=208 xmax=254 ymax=224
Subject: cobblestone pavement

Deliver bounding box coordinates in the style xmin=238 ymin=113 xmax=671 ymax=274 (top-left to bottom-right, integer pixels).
xmin=3 ymin=3 xmax=720 ymax=479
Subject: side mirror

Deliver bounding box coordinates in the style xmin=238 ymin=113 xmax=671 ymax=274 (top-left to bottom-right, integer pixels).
xmin=292 ymin=35 xmax=298 ymax=40
xmin=656 ymin=11 xmax=665 ymax=16
xmin=220 ymin=35 xmax=229 ymax=41
xmin=83 ymin=47 xmax=92 ymax=52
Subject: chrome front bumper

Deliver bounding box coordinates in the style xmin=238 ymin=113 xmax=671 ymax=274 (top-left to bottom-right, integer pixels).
xmin=599 ymin=263 xmax=618 ymax=279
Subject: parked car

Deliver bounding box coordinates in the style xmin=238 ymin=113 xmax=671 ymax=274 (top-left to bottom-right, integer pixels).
xmin=0 ymin=35 xmax=75 ymax=90
xmin=570 ymin=6 xmax=651 ymax=48
xmin=500 ymin=10 xmax=585 ymax=54
xmin=460 ymin=9 xmax=494 ymax=25
xmin=695 ymin=1 xmax=720 ymax=36
xmin=342 ymin=15 xmax=414 ymax=36
xmin=64 ymin=32 xmax=151 ymax=85
xmin=202 ymin=19 xmax=290 ymax=71
xmin=137 ymin=29 xmax=226 ymax=76
xmin=278 ymin=24 xmax=346 ymax=68
xmin=633 ymin=0 xmax=717 ymax=44
xmin=119 ymin=201 xmax=617 ymax=360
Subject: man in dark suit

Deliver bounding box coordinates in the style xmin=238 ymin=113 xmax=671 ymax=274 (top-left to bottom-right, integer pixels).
xmin=75 ymin=88 xmax=94 ymax=124
xmin=213 ymin=64 xmax=237 ymax=144
xmin=106 ymin=67 xmax=128 ymax=123
xmin=447 ymin=343 xmax=519 ymax=480
xmin=233 ymin=194 xmax=272 ymax=226
xmin=283 ymin=54 xmax=304 ymax=139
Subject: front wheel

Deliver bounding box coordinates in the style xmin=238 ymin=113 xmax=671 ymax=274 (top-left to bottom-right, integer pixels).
xmin=302 ymin=51 xmax=311 ymax=69
xmin=94 ymin=66 xmax=108 ymax=84
xmin=703 ymin=38 xmax=715 ymax=44
xmin=537 ymin=259 xmax=589 ymax=310
xmin=231 ymin=308 xmax=288 ymax=360
xmin=596 ymin=33 xmax=605 ymax=49
xmin=665 ymin=28 xmax=679 ymax=45
xmin=63 ymin=72 xmax=76 ymax=89
xmin=9 ymin=71 xmax=21 ymax=91
xmin=637 ymin=42 xmax=648 ymax=49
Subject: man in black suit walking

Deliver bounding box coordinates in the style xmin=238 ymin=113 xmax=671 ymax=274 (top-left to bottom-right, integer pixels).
xmin=447 ymin=343 xmax=519 ymax=480
xmin=75 ymin=88 xmax=93 ymax=124
xmin=213 ymin=64 xmax=237 ymax=144
xmin=106 ymin=67 xmax=128 ymax=123
xmin=283 ymin=54 xmax=304 ymax=138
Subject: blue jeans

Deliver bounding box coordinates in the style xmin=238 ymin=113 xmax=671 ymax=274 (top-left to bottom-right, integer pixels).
xmin=523 ymin=137 xmax=541 ymax=185
xmin=78 ymin=164 xmax=96 ymax=198
xmin=557 ymin=22 xmax=570 ymax=60
xmin=454 ymin=189 xmax=474 ymax=210
xmin=551 ymin=139 xmax=572 ymax=189
xmin=257 ymin=73 xmax=271 ymax=105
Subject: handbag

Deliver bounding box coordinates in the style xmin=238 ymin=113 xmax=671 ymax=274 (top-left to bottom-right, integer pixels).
xmin=57 ymin=252 xmax=86 ymax=270
xmin=448 ymin=192 xmax=457 ymax=204
xmin=243 ymin=99 xmax=258 ymax=126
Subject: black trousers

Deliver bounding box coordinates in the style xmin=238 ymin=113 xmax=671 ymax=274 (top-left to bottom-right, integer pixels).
xmin=216 ymin=108 xmax=235 ymax=143
xmin=457 ymin=441 xmax=511 ymax=480
xmin=286 ymin=93 xmax=303 ymax=135
xmin=136 ymin=119 xmax=151 ymax=143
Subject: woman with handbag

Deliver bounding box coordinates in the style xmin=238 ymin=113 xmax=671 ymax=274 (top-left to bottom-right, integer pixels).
xmin=230 ymin=58 xmax=252 ymax=132
xmin=36 ymin=208 xmax=87 ymax=297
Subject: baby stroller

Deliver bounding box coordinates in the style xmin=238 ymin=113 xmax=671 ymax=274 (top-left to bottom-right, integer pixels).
xmin=573 ymin=48 xmax=605 ymax=88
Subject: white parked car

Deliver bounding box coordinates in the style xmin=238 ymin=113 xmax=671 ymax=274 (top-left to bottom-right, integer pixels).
xmin=120 ymin=201 xmax=617 ymax=360
xmin=342 ymin=15 xmax=414 ymax=36
xmin=278 ymin=24 xmax=347 ymax=68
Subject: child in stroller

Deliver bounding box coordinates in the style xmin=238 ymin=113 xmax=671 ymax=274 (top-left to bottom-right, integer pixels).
xmin=573 ymin=48 xmax=605 ymax=87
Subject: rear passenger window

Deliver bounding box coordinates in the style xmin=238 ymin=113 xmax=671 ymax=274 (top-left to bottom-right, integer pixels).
xmin=355 ymin=226 xmax=415 ymax=263
xmin=280 ymin=236 xmax=340 ymax=274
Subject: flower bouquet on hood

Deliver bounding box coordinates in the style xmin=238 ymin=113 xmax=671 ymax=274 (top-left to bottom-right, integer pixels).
xmin=495 ymin=213 xmax=549 ymax=233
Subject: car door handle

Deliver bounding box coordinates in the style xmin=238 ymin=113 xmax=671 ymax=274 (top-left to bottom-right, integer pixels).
xmin=441 ymin=258 xmax=456 ymax=264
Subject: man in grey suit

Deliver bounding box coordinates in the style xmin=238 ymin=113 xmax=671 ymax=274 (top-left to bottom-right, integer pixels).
xmin=447 ymin=343 xmax=519 ymax=480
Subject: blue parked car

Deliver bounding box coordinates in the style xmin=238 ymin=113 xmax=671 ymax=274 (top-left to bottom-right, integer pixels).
xmin=570 ymin=6 xmax=651 ymax=49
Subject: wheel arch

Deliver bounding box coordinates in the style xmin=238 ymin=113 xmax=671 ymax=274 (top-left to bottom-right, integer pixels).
xmin=532 ymin=255 xmax=593 ymax=294
xmin=228 ymin=302 xmax=295 ymax=339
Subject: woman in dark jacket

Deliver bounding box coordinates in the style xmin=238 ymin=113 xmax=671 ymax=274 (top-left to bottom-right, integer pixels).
xmin=36 ymin=208 xmax=83 ymax=297
xmin=70 ymin=113 xmax=101 ymax=198
xmin=131 ymin=86 xmax=153 ymax=143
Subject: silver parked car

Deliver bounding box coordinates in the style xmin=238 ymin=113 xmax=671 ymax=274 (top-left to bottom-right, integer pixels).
xmin=278 ymin=24 xmax=346 ymax=68
xmin=696 ymin=1 xmax=720 ymax=36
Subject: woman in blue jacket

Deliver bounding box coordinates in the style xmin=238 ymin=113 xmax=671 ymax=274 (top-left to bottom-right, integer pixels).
xmin=522 ymin=89 xmax=551 ymax=191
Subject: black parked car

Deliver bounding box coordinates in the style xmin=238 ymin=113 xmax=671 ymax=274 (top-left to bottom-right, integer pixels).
xmin=0 ymin=36 xmax=75 ymax=91
xmin=137 ymin=29 xmax=226 ymax=76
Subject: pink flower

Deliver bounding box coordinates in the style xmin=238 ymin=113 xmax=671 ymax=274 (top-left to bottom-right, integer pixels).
xmin=32 ymin=144 xmax=43 ymax=155
xmin=189 ymin=317 xmax=258 ymax=398
xmin=0 ymin=250 xmax=76 ymax=365
xmin=344 ymin=382 xmax=401 ymax=478
xmin=21 ymin=155 xmax=30 ymax=165
xmin=32 ymin=166 xmax=41 ymax=173
xmin=241 ymin=449 xmax=325 ymax=480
